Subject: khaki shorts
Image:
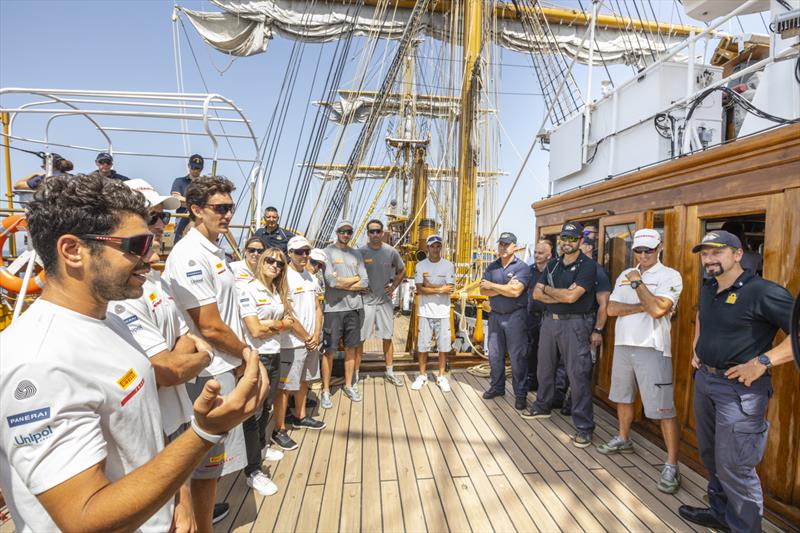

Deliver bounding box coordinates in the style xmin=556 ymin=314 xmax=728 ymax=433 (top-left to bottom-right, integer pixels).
xmin=418 ymin=316 xmax=451 ymax=353
xmin=609 ymin=346 xmax=676 ymax=419
xmin=184 ymin=370 xmax=247 ymax=478
xmin=362 ymin=302 xmax=394 ymax=340
xmin=279 ymin=347 xmax=320 ymax=391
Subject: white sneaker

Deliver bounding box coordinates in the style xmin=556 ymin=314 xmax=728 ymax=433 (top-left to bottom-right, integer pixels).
xmin=437 ymin=375 xmax=452 ymax=392
xmin=411 ymin=374 xmax=428 ymax=390
xmin=247 ymin=471 xmax=278 ymax=497
xmin=262 ymin=446 xmax=284 ymax=462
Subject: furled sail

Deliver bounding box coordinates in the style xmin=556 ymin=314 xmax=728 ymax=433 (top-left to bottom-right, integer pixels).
xmin=180 ymin=0 xmax=684 ymax=66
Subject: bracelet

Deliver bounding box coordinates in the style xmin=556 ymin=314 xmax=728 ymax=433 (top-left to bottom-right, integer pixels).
xmin=190 ymin=416 xmax=227 ymax=445
xmin=593 ymin=328 xmax=603 ymax=335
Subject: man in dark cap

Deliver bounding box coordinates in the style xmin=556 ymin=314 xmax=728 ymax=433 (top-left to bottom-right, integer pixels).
xmin=678 ymin=230 xmax=795 ymax=533
xmin=170 ymin=154 xmax=204 ymax=243
xmin=524 ymin=221 xmax=597 ymax=449
xmin=480 ymin=232 xmax=533 ymax=410
xmin=254 ymin=206 xmax=296 ymax=254
xmin=88 ymin=152 xmax=128 ymax=181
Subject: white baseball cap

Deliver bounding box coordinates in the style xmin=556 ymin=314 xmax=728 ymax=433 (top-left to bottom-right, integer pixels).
xmin=336 ymin=220 xmax=354 ymax=231
xmin=632 ymin=228 xmax=661 ymax=249
xmin=288 ymin=235 xmax=312 ymax=251
xmin=309 ymin=248 xmax=326 ymax=263
xmin=125 ymin=179 xmax=180 ymax=210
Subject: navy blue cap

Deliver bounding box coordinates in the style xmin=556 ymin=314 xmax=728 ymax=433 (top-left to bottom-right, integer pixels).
xmin=498 ymin=232 xmax=517 ymax=245
xmin=96 ymin=152 xmax=113 ymax=163
xmin=426 ymin=234 xmax=443 ymax=246
xmin=691 ymin=230 xmax=742 ymax=253
xmin=189 ymin=154 xmax=204 ymax=169
xmin=560 ymin=221 xmax=584 ymax=238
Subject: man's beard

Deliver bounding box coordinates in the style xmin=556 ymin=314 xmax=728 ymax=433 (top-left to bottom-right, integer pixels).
xmin=89 ymin=254 xmax=147 ymax=302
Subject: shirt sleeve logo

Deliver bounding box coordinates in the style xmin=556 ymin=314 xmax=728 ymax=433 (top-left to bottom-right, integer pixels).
xmin=6 ymin=407 xmax=50 ymax=428
xmin=13 ymin=380 xmax=37 ymax=401
xmin=117 ymin=368 xmax=138 ymax=390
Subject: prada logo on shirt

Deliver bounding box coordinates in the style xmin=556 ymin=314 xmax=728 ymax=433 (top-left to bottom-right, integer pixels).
xmin=121 ymin=378 xmax=145 ymax=407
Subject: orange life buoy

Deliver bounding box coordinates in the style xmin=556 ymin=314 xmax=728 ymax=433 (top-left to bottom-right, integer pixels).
xmin=0 ymin=215 xmax=46 ymax=294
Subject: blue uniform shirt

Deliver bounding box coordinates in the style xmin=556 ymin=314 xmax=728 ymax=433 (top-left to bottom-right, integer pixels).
xmin=170 ymin=175 xmax=191 ymax=215
xmin=527 ymin=263 xmax=547 ymax=315
xmin=482 ymin=256 xmax=532 ymax=314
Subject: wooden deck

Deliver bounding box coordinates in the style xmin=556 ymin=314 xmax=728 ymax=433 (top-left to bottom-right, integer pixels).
xmin=213 ymin=371 xmax=784 ymax=533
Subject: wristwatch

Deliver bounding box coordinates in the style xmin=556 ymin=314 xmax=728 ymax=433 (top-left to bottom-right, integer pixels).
xmin=756 ymin=354 xmax=772 ymax=370
xmin=191 ymin=416 xmax=228 ymax=445
xmin=629 ymin=280 xmax=642 ymax=290
xmin=593 ymin=328 xmax=603 ymax=335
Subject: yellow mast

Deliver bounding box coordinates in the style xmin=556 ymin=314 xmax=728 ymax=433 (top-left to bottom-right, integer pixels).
xmin=454 ymin=0 xmax=482 ymax=281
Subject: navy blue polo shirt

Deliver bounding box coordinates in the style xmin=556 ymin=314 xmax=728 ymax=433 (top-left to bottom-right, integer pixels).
xmin=696 ymin=270 xmax=793 ymax=368
xmin=170 ymin=175 xmax=191 ymax=214
xmin=527 ymin=263 xmax=547 ymax=315
xmin=538 ymin=252 xmax=597 ymax=314
xmin=254 ymin=226 xmax=296 ymax=254
xmin=482 ymin=256 xmax=532 ymax=314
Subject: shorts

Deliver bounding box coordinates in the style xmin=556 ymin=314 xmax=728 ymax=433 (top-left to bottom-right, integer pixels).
xmin=279 ymin=347 xmax=321 ymax=391
xmin=322 ymin=309 xmax=364 ymax=351
xmin=609 ymin=345 xmax=676 ymax=419
xmin=418 ymin=316 xmax=451 ymax=353
xmin=184 ymin=370 xmax=247 ymax=478
xmin=361 ymin=302 xmax=394 ymax=340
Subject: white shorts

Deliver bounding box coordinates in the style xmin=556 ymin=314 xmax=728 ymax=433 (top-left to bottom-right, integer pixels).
xmin=279 ymin=347 xmax=321 ymax=391
xmin=361 ymin=302 xmax=394 ymax=340
xmin=609 ymin=345 xmax=676 ymax=419
xmin=184 ymin=370 xmax=247 ymax=478
xmin=418 ymin=316 xmax=451 ymax=353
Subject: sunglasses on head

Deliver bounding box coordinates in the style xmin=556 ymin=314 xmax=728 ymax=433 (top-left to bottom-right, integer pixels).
xmin=79 ymin=233 xmax=154 ymax=257
xmin=633 ymin=247 xmax=656 ymax=255
xmin=368 ymin=228 xmax=382 ymax=234
xmin=337 ymin=229 xmax=353 ymax=235
xmin=264 ymin=256 xmax=285 ymax=268
xmin=291 ymin=248 xmax=311 ymax=256
xmin=205 ymin=203 xmax=235 ymax=215
xmin=148 ymin=212 xmax=171 ymax=226
xmin=246 ymin=247 xmax=264 ymax=255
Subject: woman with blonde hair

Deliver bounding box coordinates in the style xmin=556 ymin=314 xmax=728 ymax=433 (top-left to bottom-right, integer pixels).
xmin=230 ymin=235 xmax=265 ymax=283
xmin=237 ymin=247 xmax=294 ymax=497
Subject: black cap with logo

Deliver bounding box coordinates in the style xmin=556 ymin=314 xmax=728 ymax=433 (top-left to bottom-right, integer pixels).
xmin=691 ymin=230 xmax=743 ymax=253
xmin=560 ymin=221 xmax=584 ymax=238
xmin=96 ymin=152 xmax=113 ymax=163
xmin=189 ymin=154 xmax=204 ymax=170
xmin=498 ymin=232 xmax=517 ymax=245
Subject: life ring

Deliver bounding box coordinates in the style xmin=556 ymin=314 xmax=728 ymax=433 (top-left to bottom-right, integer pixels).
xmin=0 ymin=215 xmax=46 ymax=294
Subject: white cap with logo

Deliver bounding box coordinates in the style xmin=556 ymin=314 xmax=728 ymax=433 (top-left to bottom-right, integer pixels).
xmin=124 ymin=179 xmax=180 ymax=210
xmin=288 ymin=235 xmax=312 ymax=251
xmin=309 ymin=248 xmax=327 ymax=263
xmin=632 ymin=228 xmax=661 ymax=249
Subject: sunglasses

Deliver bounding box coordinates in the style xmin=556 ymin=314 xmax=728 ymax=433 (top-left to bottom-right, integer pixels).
xmin=633 ymin=247 xmax=657 ymax=255
xmin=291 ymin=248 xmax=311 ymax=256
xmin=206 ymin=203 xmax=235 ymax=215
xmin=97 ymin=160 xmax=113 ymax=165
xmin=148 ymin=212 xmax=171 ymax=226
xmin=246 ymin=247 xmax=265 ymax=255
xmin=337 ymin=229 xmax=353 ymax=235
xmin=264 ymin=256 xmax=285 ymax=268
xmin=368 ymin=229 xmax=383 ymax=234
xmin=79 ymin=233 xmax=154 ymax=257
xmin=560 ymin=236 xmax=580 ymax=242
xmin=310 ymin=259 xmax=323 ymax=268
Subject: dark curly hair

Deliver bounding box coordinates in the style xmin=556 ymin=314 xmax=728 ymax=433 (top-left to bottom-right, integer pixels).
xmin=186 ymin=176 xmax=235 ymax=221
xmin=27 ymin=173 xmax=148 ymax=277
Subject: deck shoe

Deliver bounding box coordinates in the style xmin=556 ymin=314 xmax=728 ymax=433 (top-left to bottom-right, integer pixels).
xmin=271 ymin=429 xmax=298 ymax=451
xmin=212 ymin=503 xmax=230 ymax=525
xmin=246 ymin=471 xmax=279 ymax=497
xmin=658 ymin=464 xmax=681 ymax=494
xmin=320 ymin=391 xmax=333 ymax=409
xmin=514 ymin=397 xmax=527 ymax=410
xmin=678 ymin=506 xmax=730 ymax=532
xmin=520 ymin=406 xmax=551 ymax=420
xmin=411 ymin=375 xmax=428 ymax=390
xmin=437 ymin=376 xmax=452 ymax=392
xmin=385 ymin=372 xmax=405 ymax=387
xmin=293 ymin=416 xmax=326 ymax=430
xmin=482 ymin=390 xmax=504 ymax=400
xmin=596 ymin=436 xmax=634 ymax=455
xmin=261 ymin=446 xmax=284 ymax=461
xmin=343 ymin=386 xmax=362 ymax=402
xmin=572 ymin=431 xmax=593 ymax=448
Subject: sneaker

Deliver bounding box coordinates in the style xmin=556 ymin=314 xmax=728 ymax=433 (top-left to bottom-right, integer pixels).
xmin=262 ymin=446 xmax=284 ymax=461
xmin=411 ymin=374 xmax=428 ymax=390
xmin=212 ymin=503 xmax=230 ymax=525
xmin=271 ymin=429 xmax=298 ymax=451
xmin=351 ymin=380 xmax=360 ymax=394
xmin=292 ymin=416 xmax=326 ymax=430
xmin=436 ymin=376 xmax=451 ymax=392
xmin=514 ymin=397 xmax=527 ymax=410
xmin=385 ymin=372 xmax=405 ymax=387
xmin=343 ymin=386 xmax=362 ymax=402
xmin=658 ymin=464 xmax=681 ymax=494
xmin=285 ymin=413 xmax=302 ymax=427
xmin=320 ymin=390 xmax=333 ymax=410
xmin=482 ymin=390 xmax=504 ymax=399
xmin=572 ymin=431 xmax=593 ymax=448
xmin=246 ymin=471 xmax=278 ymax=497
xmin=596 ymin=436 xmax=634 ymax=455
xmin=520 ymin=406 xmax=551 ymax=420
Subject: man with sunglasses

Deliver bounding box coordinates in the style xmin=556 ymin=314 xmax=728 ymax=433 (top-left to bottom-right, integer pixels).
xmin=321 ymin=220 xmax=369 ymax=405
xmin=254 ymin=206 xmax=296 ymax=254
xmin=0 ymin=173 xmax=267 ymax=533
xmin=163 ymin=176 xmax=257 ymax=530
xmin=597 ymin=229 xmax=684 ymax=494
xmin=170 ymin=154 xmax=205 ymax=243
xmin=359 ymin=219 xmax=406 ymax=387
xmin=87 ymin=152 xmax=129 ymax=182
xmin=524 ymin=221 xmax=597 ymax=448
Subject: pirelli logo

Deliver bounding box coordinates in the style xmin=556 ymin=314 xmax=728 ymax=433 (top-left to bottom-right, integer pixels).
xmin=117 ymin=368 xmax=138 ymax=390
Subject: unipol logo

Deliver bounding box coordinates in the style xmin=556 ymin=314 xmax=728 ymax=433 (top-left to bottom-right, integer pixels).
xmin=14 ymin=380 xmax=37 ymax=400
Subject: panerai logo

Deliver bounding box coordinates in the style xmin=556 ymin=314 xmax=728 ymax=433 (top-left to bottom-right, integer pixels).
xmin=7 ymin=407 xmax=51 ymax=428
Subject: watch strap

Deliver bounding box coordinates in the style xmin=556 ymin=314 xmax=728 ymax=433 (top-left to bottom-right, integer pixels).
xmin=191 ymin=416 xmax=227 ymax=445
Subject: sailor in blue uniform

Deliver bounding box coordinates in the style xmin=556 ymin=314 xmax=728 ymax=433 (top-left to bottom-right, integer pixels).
xmin=480 ymin=232 xmax=532 ymax=410
xmin=679 ymin=230 xmax=795 ymax=533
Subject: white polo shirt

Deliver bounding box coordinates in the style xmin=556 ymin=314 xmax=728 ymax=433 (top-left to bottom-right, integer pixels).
xmin=414 ymin=258 xmax=454 ymax=319
xmin=609 ymin=262 xmax=683 ymax=357
xmin=0 ymin=299 xmax=171 ymax=532
xmin=229 ymin=260 xmax=254 ymax=284
xmin=237 ymin=278 xmax=284 ymax=354
xmin=108 ymin=271 xmax=193 ymax=435
xmin=164 ymin=227 xmax=244 ymax=376
xmin=282 ymin=266 xmax=323 ymax=349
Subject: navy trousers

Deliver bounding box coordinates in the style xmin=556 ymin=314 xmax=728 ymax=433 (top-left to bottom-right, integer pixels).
xmin=487 ymin=308 xmax=529 ymax=399
xmin=694 ymin=368 xmax=771 ymax=533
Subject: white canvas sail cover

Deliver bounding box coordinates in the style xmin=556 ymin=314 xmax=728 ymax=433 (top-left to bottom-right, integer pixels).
xmin=180 ymin=0 xmax=683 ymax=66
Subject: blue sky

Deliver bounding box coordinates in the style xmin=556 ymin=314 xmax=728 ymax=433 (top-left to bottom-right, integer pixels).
xmin=1 ymin=0 xmax=767 ymax=246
